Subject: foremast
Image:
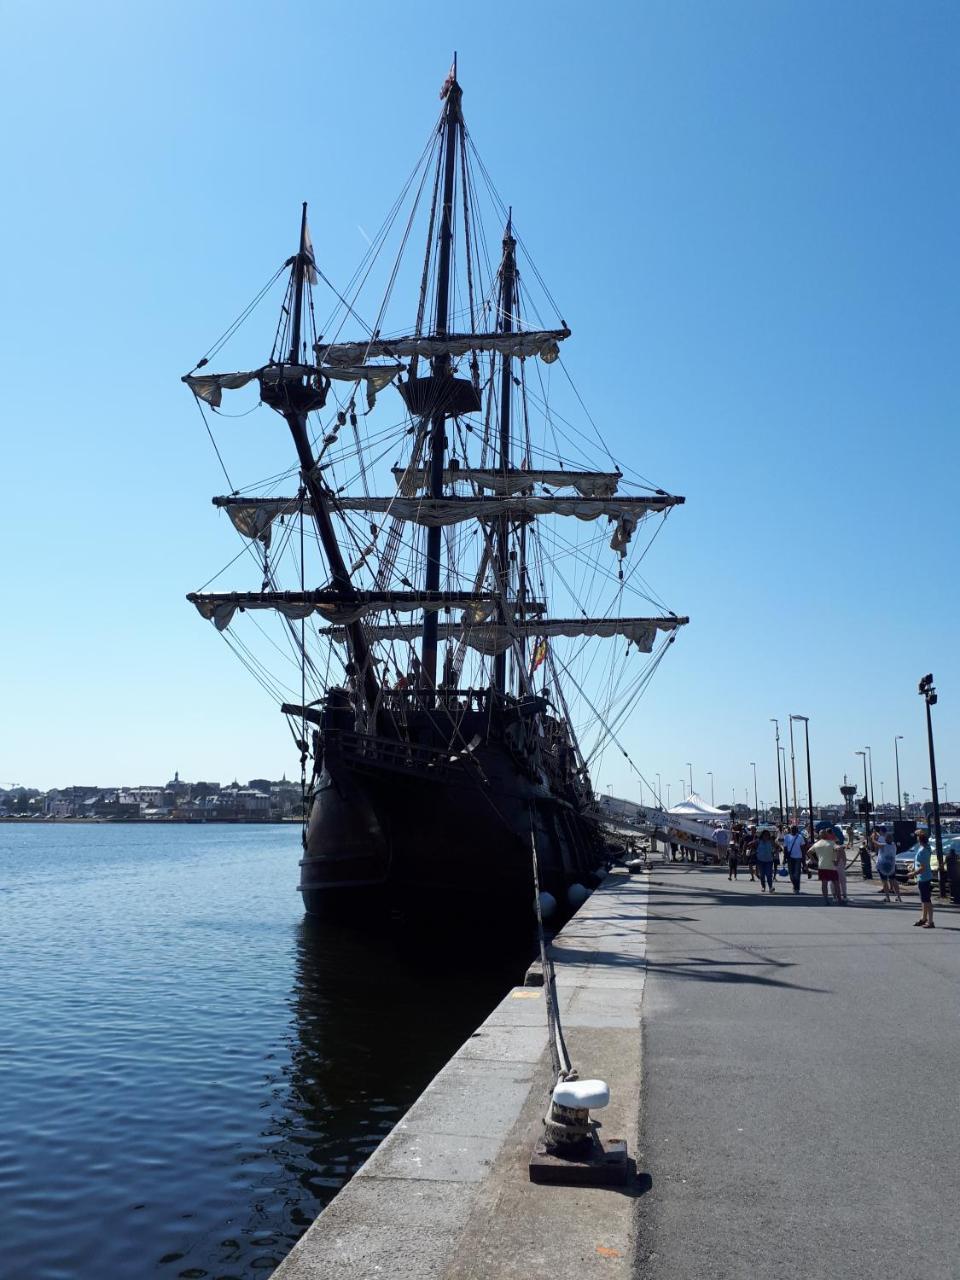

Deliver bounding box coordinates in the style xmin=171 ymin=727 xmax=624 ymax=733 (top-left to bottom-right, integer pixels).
xmin=264 ymin=204 xmax=379 ymax=712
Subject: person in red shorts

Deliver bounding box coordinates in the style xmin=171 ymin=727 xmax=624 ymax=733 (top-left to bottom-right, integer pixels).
xmin=809 ymin=823 xmax=841 ymax=903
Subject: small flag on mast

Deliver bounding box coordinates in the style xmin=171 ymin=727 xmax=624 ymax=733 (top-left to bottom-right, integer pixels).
xmin=303 ymin=217 xmax=318 ymax=286
xmin=439 ymin=58 xmax=456 ymax=99
xmin=530 ymin=639 xmax=548 ymax=675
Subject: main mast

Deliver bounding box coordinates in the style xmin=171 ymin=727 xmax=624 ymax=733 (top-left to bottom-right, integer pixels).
xmin=421 ymin=64 xmax=462 ymax=691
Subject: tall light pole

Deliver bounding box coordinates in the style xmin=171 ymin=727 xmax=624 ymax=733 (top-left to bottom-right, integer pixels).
xmin=750 ymin=762 xmax=759 ymax=823
xmin=880 ymin=781 xmax=885 ymax=808
xmin=686 ymin=762 xmax=693 ymax=794
xmin=666 ymin=782 xmax=671 ymax=809
xmin=771 ymin=719 xmax=785 ymax=827
xmin=918 ymin=674 xmax=948 ymax=898
xmin=791 ymin=715 xmax=814 ymax=838
xmin=707 ymin=771 xmax=714 ymax=806
xmin=856 ymin=750 xmax=872 ymax=842
xmin=866 ymin=745 xmax=875 ymax=810
xmin=894 ymin=735 xmax=904 ymax=820
xmin=788 ymin=717 xmax=799 ymax=824
xmin=656 ymin=773 xmax=662 ymax=808
xmin=854 ymin=749 xmax=874 ymax=877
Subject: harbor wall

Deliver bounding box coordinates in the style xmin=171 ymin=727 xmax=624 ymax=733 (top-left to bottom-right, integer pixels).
xmin=272 ymin=868 xmax=649 ymax=1279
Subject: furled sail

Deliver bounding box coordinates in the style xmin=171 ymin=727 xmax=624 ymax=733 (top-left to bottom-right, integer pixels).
xmin=321 ymin=615 xmax=688 ymax=656
xmin=213 ymin=493 xmax=685 ymax=553
xmin=314 ymin=327 xmax=570 ymax=367
xmin=186 ymin=589 xmax=500 ymax=632
xmin=392 ymin=466 xmax=623 ymax=497
xmin=183 ymin=361 xmax=403 ymax=410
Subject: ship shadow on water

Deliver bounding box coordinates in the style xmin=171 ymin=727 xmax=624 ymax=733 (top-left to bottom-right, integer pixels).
xmin=268 ymin=911 xmax=535 ymax=1252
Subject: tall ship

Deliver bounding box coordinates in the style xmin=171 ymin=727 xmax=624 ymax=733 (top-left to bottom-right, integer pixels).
xmin=183 ymin=64 xmax=688 ymax=916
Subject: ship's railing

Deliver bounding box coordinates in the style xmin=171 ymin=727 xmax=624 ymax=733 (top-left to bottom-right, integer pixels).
xmin=330 ymin=730 xmax=477 ymax=782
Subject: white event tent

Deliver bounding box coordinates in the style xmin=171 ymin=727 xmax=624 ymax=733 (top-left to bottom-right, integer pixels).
xmin=667 ymin=793 xmax=730 ymax=825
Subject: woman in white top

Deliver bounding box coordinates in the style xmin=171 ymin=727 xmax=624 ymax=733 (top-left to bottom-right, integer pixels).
xmin=873 ymin=826 xmax=901 ymax=902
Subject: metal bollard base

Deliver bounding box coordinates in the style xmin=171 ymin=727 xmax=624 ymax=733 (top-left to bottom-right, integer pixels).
xmin=529 ymin=1136 xmax=628 ymax=1186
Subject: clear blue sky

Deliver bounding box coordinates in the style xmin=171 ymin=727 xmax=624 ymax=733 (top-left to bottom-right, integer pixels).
xmin=3 ymin=1 xmax=957 ymax=808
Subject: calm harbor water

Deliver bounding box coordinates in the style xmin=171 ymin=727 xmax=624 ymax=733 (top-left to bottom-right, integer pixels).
xmin=0 ymin=823 xmax=530 ymax=1279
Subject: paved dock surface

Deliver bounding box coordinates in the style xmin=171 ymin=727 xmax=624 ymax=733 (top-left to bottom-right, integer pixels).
xmin=273 ymin=871 xmax=648 ymax=1280
xmin=635 ymin=863 xmax=959 ymax=1280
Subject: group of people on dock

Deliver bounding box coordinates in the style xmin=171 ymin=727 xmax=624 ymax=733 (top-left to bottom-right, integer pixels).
xmin=718 ymin=821 xmax=937 ymax=927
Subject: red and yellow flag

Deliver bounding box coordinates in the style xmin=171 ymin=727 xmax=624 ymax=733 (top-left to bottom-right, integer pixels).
xmin=530 ymin=639 xmax=548 ymax=674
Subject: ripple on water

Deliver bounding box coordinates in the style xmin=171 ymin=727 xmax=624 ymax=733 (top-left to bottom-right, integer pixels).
xmin=1 ymin=823 xmax=529 ymax=1279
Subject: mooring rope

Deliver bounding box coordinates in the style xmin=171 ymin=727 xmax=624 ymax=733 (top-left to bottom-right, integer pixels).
xmin=529 ymin=819 xmax=573 ymax=1081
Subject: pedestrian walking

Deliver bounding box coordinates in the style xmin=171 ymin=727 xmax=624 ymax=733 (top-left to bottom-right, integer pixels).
xmin=744 ymin=824 xmax=759 ymax=881
xmin=782 ymin=824 xmax=806 ymax=894
xmin=905 ymin=830 xmax=935 ymax=929
xmin=713 ymin=824 xmax=733 ymax=879
xmin=755 ymin=828 xmax=777 ymax=893
xmin=873 ymin=825 xmax=901 ymax=903
xmin=809 ymin=823 xmax=841 ymax=903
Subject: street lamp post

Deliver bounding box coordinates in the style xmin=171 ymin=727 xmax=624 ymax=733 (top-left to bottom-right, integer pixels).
xmin=771 ymin=719 xmax=785 ymax=828
xmin=918 ymin=674 xmax=952 ymax=900
xmin=686 ymin=762 xmax=693 ymax=794
xmin=866 ymin=745 xmax=875 ymax=810
xmin=666 ymin=782 xmax=671 ymax=809
xmin=880 ymin=781 xmax=885 ymax=808
xmin=791 ymin=715 xmax=814 ymax=840
xmin=750 ymin=762 xmax=759 ymax=823
xmin=855 ymin=749 xmax=873 ymax=877
xmin=894 ymin=735 xmax=904 ymax=820
xmin=788 ymin=717 xmax=799 ymax=824
xmin=656 ymin=773 xmax=662 ymax=808
xmin=707 ymin=771 xmax=714 ymax=806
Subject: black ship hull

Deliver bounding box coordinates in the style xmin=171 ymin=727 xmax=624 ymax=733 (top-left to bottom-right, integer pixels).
xmin=298 ymin=710 xmax=607 ymax=918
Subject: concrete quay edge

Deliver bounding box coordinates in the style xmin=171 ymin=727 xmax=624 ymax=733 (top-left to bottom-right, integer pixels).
xmin=271 ymin=869 xmax=648 ymax=1280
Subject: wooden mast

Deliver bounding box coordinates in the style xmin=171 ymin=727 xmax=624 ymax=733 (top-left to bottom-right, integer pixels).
xmin=493 ymin=215 xmax=516 ymax=693
xmin=278 ymin=204 xmax=379 ymax=711
xmin=421 ymin=59 xmax=461 ymax=692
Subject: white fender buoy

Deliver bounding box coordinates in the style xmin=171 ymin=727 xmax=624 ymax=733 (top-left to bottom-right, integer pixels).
xmin=567 ymin=882 xmax=589 ymax=909
xmin=538 ymin=890 xmax=557 ymax=919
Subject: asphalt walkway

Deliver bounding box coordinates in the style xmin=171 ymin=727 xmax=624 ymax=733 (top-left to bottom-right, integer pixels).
xmin=634 ymin=863 xmax=958 ymax=1280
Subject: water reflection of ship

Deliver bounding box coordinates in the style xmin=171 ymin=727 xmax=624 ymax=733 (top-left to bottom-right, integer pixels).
xmin=276 ymin=916 xmax=532 ymax=1234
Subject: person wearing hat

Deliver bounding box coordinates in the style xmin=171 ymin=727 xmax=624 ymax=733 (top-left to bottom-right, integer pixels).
xmin=905 ymin=830 xmax=935 ymax=928
xmin=810 ymin=823 xmax=842 ymax=903
xmin=872 ymin=825 xmax=901 ymax=903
